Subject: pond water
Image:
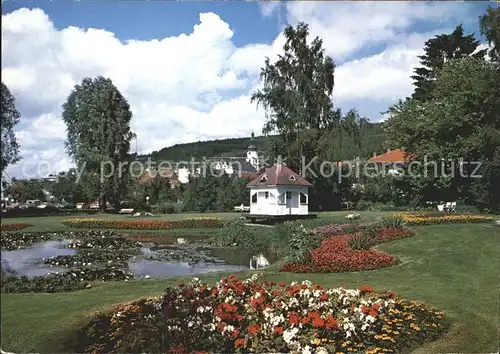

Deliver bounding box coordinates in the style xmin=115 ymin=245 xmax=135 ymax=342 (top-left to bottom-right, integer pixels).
xmin=1 ymin=239 xmax=252 ymax=279
xmin=1 ymin=240 xmax=76 ymax=276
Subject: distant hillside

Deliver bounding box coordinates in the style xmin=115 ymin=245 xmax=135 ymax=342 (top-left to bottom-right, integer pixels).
xmin=139 ymin=122 xmax=387 ymax=162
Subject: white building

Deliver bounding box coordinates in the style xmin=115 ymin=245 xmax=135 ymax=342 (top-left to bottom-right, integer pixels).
xmin=247 ymin=164 xmax=312 ymax=216
xmin=246 ymin=131 xmax=259 ymax=170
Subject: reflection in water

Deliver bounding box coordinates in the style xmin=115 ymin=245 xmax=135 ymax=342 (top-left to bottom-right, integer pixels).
xmin=130 ymin=259 xmax=247 ymax=278
xmin=1 ymin=240 xmax=76 ymax=277
xmin=1 ymin=241 xmax=251 ymax=279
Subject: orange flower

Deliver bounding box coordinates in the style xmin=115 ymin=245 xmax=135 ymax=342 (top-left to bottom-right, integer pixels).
xmin=274 ymin=326 xmax=283 ymax=335
xmin=248 ymin=324 xmax=260 ymax=335
xmin=312 ymin=317 xmax=325 ymax=327
xmin=234 ymin=338 xmax=245 ymax=348
xmin=325 ymin=316 xmax=338 ymax=329
xmin=359 ymin=285 xmax=374 ymax=293
xmin=288 ymin=312 xmax=300 ymax=325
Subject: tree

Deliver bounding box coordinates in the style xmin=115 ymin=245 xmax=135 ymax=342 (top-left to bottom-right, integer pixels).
xmin=480 ymin=6 xmax=500 ymax=65
xmin=251 ymin=22 xmax=338 ymax=169
xmin=1 ymin=83 xmax=21 ymax=174
xmin=385 ymin=57 xmax=500 ymax=209
xmin=411 ymin=25 xmax=486 ymax=101
xmin=61 ymin=76 xmax=135 ymax=210
xmin=7 ymin=179 xmax=46 ymax=201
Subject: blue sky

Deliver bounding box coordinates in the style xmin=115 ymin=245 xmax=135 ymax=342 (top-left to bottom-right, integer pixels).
xmin=1 ymin=1 xmax=495 ymax=177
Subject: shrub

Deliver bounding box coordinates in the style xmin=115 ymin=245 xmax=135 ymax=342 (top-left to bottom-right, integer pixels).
xmin=285 ymin=222 xmax=322 ymax=262
xmin=76 ymin=274 xmax=446 ymax=354
xmin=0 ymin=222 xmax=32 ymax=232
xmin=156 ymin=203 xmax=184 ymax=214
xmin=348 ymin=228 xmax=377 ymax=250
xmin=211 ymin=219 xmax=261 ymax=250
xmin=380 ymin=214 xmax=405 ymax=229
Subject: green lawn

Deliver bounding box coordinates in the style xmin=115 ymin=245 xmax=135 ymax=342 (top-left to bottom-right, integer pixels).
xmin=1 ymin=214 xmax=499 ymax=353
xmin=0 ymin=210 xmax=387 ymax=233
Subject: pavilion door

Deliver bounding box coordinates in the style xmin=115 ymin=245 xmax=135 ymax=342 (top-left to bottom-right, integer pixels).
xmin=286 ymin=191 xmax=292 ymax=214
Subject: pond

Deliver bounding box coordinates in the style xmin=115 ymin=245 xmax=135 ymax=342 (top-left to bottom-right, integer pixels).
xmin=0 ymin=233 xmax=260 ymax=280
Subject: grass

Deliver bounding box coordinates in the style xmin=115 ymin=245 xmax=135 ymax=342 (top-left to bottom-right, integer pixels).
xmin=1 ymin=213 xmax=498 ymax=353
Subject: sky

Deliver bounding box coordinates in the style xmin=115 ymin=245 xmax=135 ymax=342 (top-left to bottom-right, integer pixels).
xmin=1 ymin=0 xmax=494 ymax=179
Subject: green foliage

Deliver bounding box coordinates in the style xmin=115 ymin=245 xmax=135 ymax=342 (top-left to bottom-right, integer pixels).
xmin=280 ymin=221 xmax=321 ymax=262
xmin=210 ymin=219 xmax=266 ymax=254
xmin=7 ymin=179 xmax=48 ymax=202
xmin=182 ymin=174 xmax=250 ymax=212
xmin=385 ymin=56 xmax=500 ymax=211
xmin=380 ymin=215 xmax=405 ymax=229
xmin=1 ymin=82 xmax=21 ymax=173
xmin=411 ymin=25 xmax=485 ymax=101
xmin=61 ymin=76 xmax=135 ymax=209
xmin=480 ymin=6 xmax=500 ymax=65
xmin=348 ymin=228 xmax=377 ymax=250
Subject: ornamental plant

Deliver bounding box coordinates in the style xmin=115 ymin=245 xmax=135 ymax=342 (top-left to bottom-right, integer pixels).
xmin=76 ymin=274 xmax=447 ymax=353
xmin=0 ymin=222 xmax=32 ymax=232
xmin=396 ymin=212 xmax=493 ymax=225
xmin=281 ymin=227 xmax=415 ymax=273
xmin=62 ymin=218 xmax=224 ymax=230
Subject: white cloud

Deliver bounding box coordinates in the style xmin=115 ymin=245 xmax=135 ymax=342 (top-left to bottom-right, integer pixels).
xmin=1 ymin=3 xmax=479 ymax=178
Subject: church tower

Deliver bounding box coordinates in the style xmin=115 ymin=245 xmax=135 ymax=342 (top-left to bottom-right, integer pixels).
xmin=246 ymin=131 xmax=259 ymax=169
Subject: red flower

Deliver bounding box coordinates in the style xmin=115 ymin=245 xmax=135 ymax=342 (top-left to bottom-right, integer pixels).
xmin=235 ymin=338 xmax=245 ymax=348
xmin=359 ymin=286 xmax=374 ymax=293
xmin=274 ymin=326 xmax=284 ymax=335
xmin=372 ymin=303 xmax=381 ymax=311
xmin=248 ymin=324 xmax=260 ymax=335
xmin=288 ymin=312 xmax=300 ymax=325
xmin=319 ymin=293 xmax=329 ymax=301
xmin=312 ymin=317 xmax=325 ymax=327
xmin=232 ymin=328 xmax=240 ymax=338
xmin=325 ymin=316 xmax=338 ymax=329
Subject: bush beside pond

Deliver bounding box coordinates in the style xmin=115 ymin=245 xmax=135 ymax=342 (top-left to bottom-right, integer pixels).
xmin=75 ymin=274 xmax=446 ymax=354
xmin=62 ymin=217 xmax=223 ymax=230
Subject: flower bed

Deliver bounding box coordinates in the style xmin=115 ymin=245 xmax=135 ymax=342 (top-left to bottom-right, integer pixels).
xmin=397 ymin=212 xmax=493 ymax=225
xmin=0 ymin=222 xmax=32 ymax=232
xmin=76 ymin=274 xmax=446 ymax=353
xmin=62 ymin=217 xmax=224 ymax=230
xmin=280 ymin=228 xmax=415 ymax=273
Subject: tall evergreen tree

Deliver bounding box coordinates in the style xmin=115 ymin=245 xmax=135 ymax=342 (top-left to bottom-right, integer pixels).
xmin=411 ymin=25 xmax=486 ymax=101
xmin=1 ymin=83 xmax=21 ymax=174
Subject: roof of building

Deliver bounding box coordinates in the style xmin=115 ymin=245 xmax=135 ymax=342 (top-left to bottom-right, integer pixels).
xmin=368 ymin=149 xmax=415 ymax=163
xmin=138 ymin=168 xmax=176 ymax=184
xmin=247 ymin=164 xmax=313 ymax=187
xmin=232 ymin=160 xmax=258 ymax=173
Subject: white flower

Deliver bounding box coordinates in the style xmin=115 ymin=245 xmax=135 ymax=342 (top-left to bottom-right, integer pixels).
xmin=283 ymin=327 xmax=299 ymax=344
xmin=188 ymin=321 xmax=194 ymax=327
xmin=301 ymin=345 xmax=312 ymax=354
xmin=315 ymin=347 xmax=328 ymax=354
